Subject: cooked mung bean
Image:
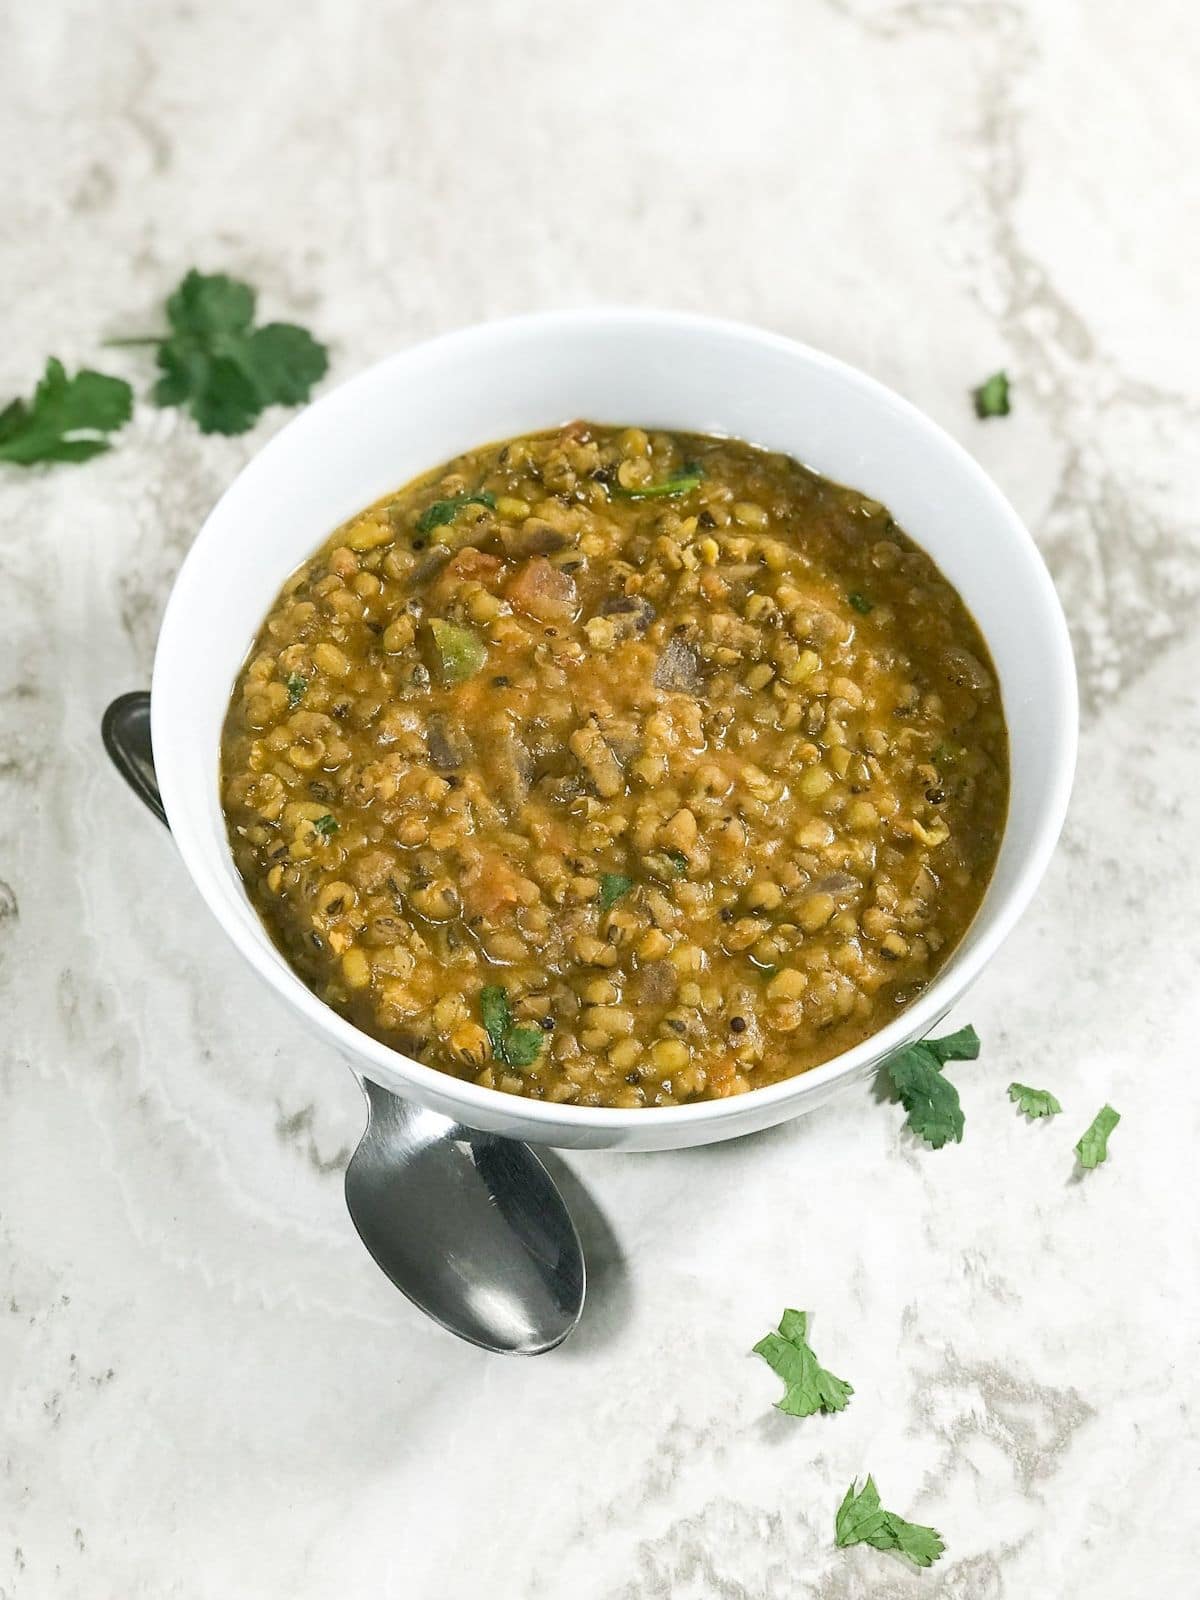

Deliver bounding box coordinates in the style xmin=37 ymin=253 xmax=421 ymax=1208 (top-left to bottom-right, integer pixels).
xmin=221 ymin=423 xmax=1008 ymax=1108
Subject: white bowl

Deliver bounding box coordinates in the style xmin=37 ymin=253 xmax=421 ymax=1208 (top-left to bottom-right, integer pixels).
xmin=152 ymin=310 xmax=1077 ymax=1152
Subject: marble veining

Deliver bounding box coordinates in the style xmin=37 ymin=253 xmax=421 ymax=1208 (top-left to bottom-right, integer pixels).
xmin=2 ymin=0 xmax=1197 ymax=1594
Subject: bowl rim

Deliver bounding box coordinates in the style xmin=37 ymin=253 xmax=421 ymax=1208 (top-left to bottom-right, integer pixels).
xmin=153 ymin=306 xmax=1078 ymax=1132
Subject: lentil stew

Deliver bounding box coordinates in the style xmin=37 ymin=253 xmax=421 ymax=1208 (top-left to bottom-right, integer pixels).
xmin=221 ymin=423 xmax=1008 ymax=1108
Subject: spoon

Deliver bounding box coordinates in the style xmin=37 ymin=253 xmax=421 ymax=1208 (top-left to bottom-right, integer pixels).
xmin=101 ymin=692 xmax=585 ymax=1354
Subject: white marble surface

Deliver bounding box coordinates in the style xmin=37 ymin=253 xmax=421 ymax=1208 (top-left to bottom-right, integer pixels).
xmin=3 ymin=0 xmax=1199 ymax=1594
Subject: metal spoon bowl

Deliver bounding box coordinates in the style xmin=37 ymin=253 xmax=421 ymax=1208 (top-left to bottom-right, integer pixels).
xmin=347 ymin=1080 xmax=583 ymax=1353
xmin=102 ymin=691 xmax=585 ymax=1354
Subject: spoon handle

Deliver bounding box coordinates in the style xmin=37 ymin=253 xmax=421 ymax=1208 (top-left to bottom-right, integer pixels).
xmin=102 ymin=691 xmax=168 ymax=825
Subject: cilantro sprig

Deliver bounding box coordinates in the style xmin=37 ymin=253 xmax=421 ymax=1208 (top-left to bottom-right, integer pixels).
xmin=885 ymin=1025 xmax=980 ymax=1149
xmin=480 ymin=985 xmax=544 ymax=1070
xmin=1075 ymin=1103 xmax=1120 ymax=1169
xmin=110 ymin=270 xmax=328 ymax=435
xmin=1008 ymin=1082 xmax=1062 ymax=1119
xmin=753 ymin=1310 xmax=853 ymax=1418
xmin=0 ymin=358 xmax=132 ymax=466
xmin=835 ymin=1477 xmax=945 ymax=1568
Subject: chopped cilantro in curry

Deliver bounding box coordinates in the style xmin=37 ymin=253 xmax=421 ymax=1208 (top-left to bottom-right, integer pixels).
xmin=480 ymin=985 xmax=544 ymax=1069
xmin=599 ymin=873 xmax=634 ymax=909
xmin=416 ymin=492 xmax=496 ymax=534
xmin=612 ymin=463 xmax=703 ymax=499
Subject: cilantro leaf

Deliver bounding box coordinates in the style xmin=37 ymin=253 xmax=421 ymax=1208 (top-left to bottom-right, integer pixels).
xmin=502 ymin=1027 xmax=545 ymax=1068
xmin=285 ymin=672 xmax=308 ymax=708
xmin=836 ymin=1477 xmax=944 ymax=1567
xmin=1008 ymin=1081 xmax=1062 ymax=1119
xmin=0 ymin=358 xmax=133 ymax=466
xmin=883 ymin=1512 xmax=946 ymax=1567
xmin=972 ymin=369 xmax=1011 ymax=418
xmin=599 ymin=873 xmax=634 ymax=910
xmin=835 ymin=1477 xmax=892 ymax=1550
xmin=480 ymin=985 xmax=512 ymax=1049
xmin=116 ymin=270 xmax=328 ymax=435
xmin=612 ymin=465 xmax=703 ymax=500
xmin=753 ymin=1309 xmax=853 ymax=1418
xmin=1075 ymin=1103 xmax=1120 ymax=1169
xmin=166 ymin=270 xmax=255 ymax=335
xmin=416 ymin=492 xmax=496 ymax=534
xmin=848 ymin=591 xmax=873 ymax=615
xmin=479 ymin=985 xmax=544 ymax=1070
xmin=889 ymin=1055 xmax=965 ymax=1147
xmin=921 ymin=1024 xmax=981 ymax=1066
xmin=245 ymin=323 xmax=330 ymax=406
xmin=885 ymin=1025 xmax=980 ymax=1148
xmin=151 ymin=340 xmax=259 ymax=432
xmin=312 ymin=813 xmax=338 ymax=836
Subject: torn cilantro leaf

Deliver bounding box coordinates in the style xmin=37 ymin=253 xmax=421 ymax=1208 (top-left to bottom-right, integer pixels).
xmin=848 ymin=591 xmax=873 ymax=615
xmin=501 ymin=1026 xmax=544 ymax=1068
xmin=416 ymin=492 xmax=496 ymax=534
xmin=835 ymin=1477 xmax=945 ymax=1568
xmin=480 ymin=984 xmax=544 ymax=1070
xmin=753 ymin=1309 xmax=853 ymax=1418
xmin=972 ymin=369 xmax=1010 ymax=419
xmin=1008 ymin=1082 xmax=1062 ymax=1119
xmin=612 ymin=465 xmax=703 ymax=500
xmin=920 ymin=1025 xmax=981 ymax=1067
xmin=599 ymin=873 xmax=634 ymax=910
xmin=887 ymin=1515 xmax=945 ymax=1567
xmin=885 ymin=1025 xmax=980 ymax=1148
xmin=113 ymin=270 xmax=328 ymax=435
xmin=1075 ymin=1103 xmax=1120 ymax=1169
xmin=312 ymin=814 xmax=338 ymax=836
xmin=285 ymin=672 xmax=308 ymax=708
xmin=0 ymin=358 xmax=133 ymax=466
